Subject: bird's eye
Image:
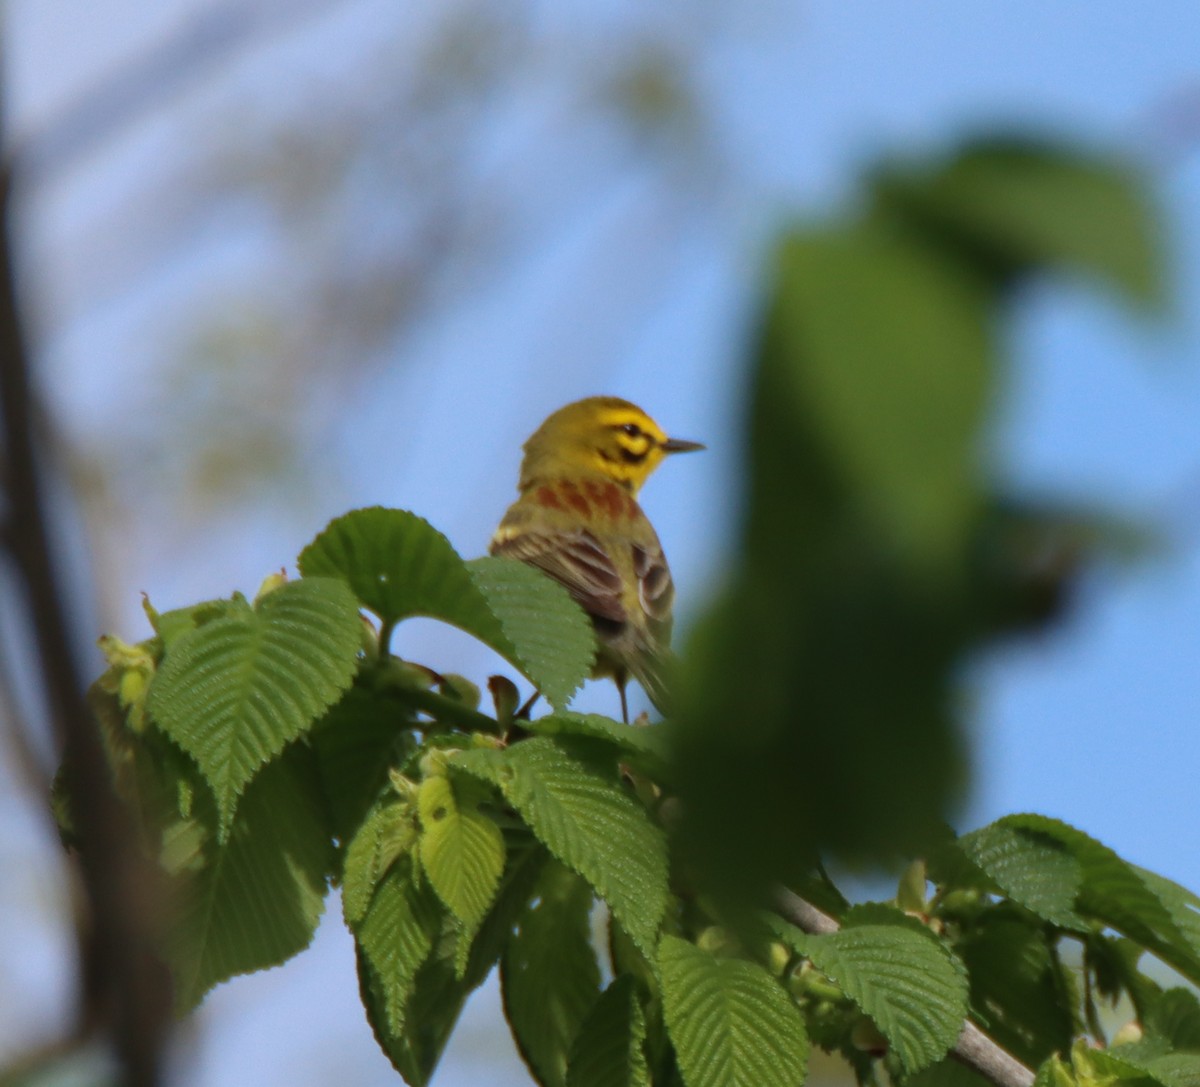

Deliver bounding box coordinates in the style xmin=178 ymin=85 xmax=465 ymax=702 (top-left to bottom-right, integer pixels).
xmin=620 ymin=423 xmax=642 ymax=438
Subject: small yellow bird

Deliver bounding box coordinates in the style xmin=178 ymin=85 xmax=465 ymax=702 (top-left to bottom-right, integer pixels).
xmin=490 ymin=397 xmax=703 ymax=721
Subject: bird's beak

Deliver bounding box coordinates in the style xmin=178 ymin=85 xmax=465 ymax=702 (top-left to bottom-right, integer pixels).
xmin=662 ymin=437 xmax=705 ymax=454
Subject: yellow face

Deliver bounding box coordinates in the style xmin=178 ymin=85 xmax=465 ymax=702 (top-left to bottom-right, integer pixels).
xmin=519 ymin=396 xmax=703 ymax=494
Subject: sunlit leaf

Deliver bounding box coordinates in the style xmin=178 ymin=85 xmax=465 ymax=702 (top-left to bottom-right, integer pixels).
xmin=149 ymin=578 xmax=362 ymax=836
xmin=452 ymin=738 xmax=668 ymax=957
xmin=659 ymin=936 xmax=809 ymax=1087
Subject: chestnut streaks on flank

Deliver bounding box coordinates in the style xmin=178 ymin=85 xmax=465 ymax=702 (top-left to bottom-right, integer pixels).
xmin=585 ymin=480 xmax=626 ymax=519
xmin=536 ymin=485 xmax=564 ymax=511
xmin=559 ymin=480 xmax=591 ymax=516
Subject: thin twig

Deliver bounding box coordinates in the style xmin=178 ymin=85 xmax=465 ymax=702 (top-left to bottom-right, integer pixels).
xmin=772 ymin=886 xmax=1037 ymax=1087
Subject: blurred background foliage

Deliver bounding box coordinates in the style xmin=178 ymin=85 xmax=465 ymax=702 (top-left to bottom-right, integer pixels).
xmin=3 ymin=1 xmax=1200 ymax=1085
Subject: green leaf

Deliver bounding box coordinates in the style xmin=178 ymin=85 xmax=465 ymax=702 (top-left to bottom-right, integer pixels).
xmin=416 ymin=773 xmax=506 ymax=935
xmin=527 ymin=712 xmax=673 ymax=782
xmin=342 ymin=794 xmax=418 ymax=926
xmin=877 ymin=139 xmax=1164 ymax=308
xmin=354 ymin=855 xmax=443 ymax=1037
xmin=955 ymin=907 xmax=1076 ymax=1067
xmin=1073 ymin=1042 xmax=1168 ymax=1087
xmin=1144 ymin=989 xmax=1200 ymax=1052
xmin=1130 ymin=869 xmax=1200 ymax=985
xmin=298 ymin=509 xmax=594 ymax=709
xmin=905 ymin=1059 xmax=994 ymax=1087
xmin=149 ymin=578 xmax=363 ymax=837
xmin=164 ymin=745 xmax=334 ymax=1012
xmin=299 ymin=507 xmax=479 ymax=627
xmin=1135 ymin=1055 xmax=1200 ymax=1087
xmin=359 ymin=936 xmax=464 ymax=1087
xmin=781 ymin=905 xmax=969 ymax=1073
xmin=452 ymin=738 xmax=668 ymax=957
xmin=993 ymin=816 xmax=1200 ymax=980
xmin=502 ymin=863 xmax=603 ymax=1087
xmin=311 ymin=682 xmax=417 ymax=846
xmin=362 ymin=849 xmax=549 ymax=1086
xmin=468 ymin=557 xmax=596 ymax=709
xmin=956 ymin=820 xmax=1086 ymax=929
xmin=659 ymin=935 xmax=809 ymax=1087
xmin=567 ymin=975 xmax=650 ymax=1087
xmin=773 ymin=222 xmax=991 ymax=565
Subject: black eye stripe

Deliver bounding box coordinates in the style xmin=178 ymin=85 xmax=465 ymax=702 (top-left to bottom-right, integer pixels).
xmin=619 ymin=445 xmax=647 ymax=464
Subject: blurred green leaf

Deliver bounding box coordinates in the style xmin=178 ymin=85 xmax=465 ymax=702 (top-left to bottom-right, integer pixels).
xmin=772 ymin=222 xmax=991 ymax=566
xmin=875 ymin=139 xmax=1164 ymax=308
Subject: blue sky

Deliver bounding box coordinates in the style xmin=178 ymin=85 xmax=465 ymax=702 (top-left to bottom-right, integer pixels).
xmin=5 ymin=2 xmax=1200 ymax=1084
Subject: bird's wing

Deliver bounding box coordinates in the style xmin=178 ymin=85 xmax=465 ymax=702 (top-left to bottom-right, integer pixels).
xmin=631 ymin=540 xmax=674 ymax=629
xmin=491 ymin=527 xmax=628 ymax=624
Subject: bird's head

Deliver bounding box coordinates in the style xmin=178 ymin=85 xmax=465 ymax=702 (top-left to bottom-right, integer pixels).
xmin=518 ymin=396 xmax=704 ymax=495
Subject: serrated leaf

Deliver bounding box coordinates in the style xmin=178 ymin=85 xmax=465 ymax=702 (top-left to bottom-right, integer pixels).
xmin=784 ymin=904 xmax=968 ymax=1073
xmin=359 ymin=934 xmax=465 ymax=1087
xmin=165 ymin=746 xmax=333 ymax=1012
xmin=528 ymin=712 xmax=673 ymax=782
xmin=467 ymin=556 xmax=595 ymax=709
xmin=452 ymin=738 xmax=668 ymax=957
xmin=299 ymin=507 xmax=479 ymax=627
xmin=957 ymin=820 xmax=1086 ymax=929
xmin=298 ymin=509 xmax=593 ymax=709
xmin=567 ymin=975 xmax=650 ymax=1087
xmin=995 ymin=816 xmax=1200 ymax=980
xmin=659 ymin=935 xmax=809 ymax=1087
xmin=342 ymin=795 xmax=418 ymax=925
xmin=503 ymin=863 xmax=602 ymax=1087
xmin=149 ymin=578 xmax=363 ymax=837
xmin=1131 ymin=868 xmax=1200 ymax=985
xmin=354 ymin=855 xmax=443 ymax=1037
xmin=362 ymin=849 xmax=549 ymax=1086
xmin=416 ymin=773 xmax=505 ymax=934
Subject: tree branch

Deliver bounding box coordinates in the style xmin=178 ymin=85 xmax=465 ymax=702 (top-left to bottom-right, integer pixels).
xmin=0 ymin=158 xmax=170 ymax=1082
xmin=772 ymin=886 xmax=1037 ymax=1087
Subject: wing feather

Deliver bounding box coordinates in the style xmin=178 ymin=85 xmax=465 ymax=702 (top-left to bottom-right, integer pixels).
xmin=491 ymin=528 xmax=628 ymax=624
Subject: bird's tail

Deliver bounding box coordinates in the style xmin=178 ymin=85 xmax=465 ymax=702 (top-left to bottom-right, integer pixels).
xmin=628 ymin=644 xmax=679 ymax=718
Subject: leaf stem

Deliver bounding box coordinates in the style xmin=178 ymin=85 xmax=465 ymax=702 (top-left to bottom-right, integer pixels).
xmin=392 ymin=686 xmax=498 ymax=734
